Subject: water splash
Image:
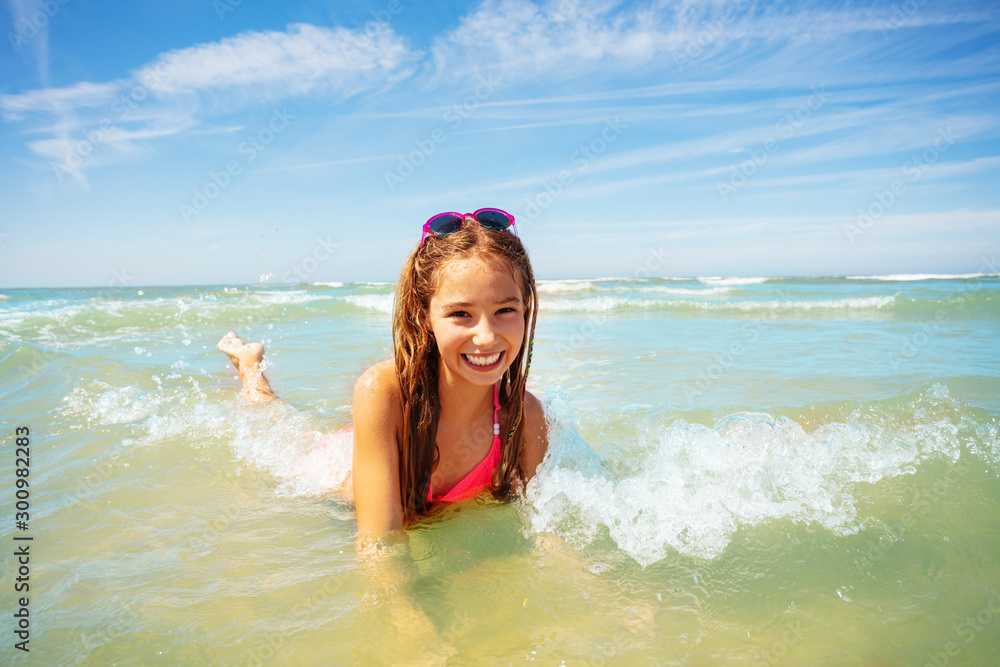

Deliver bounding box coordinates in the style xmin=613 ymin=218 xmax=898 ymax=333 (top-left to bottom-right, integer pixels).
xmin=525 ymin=384 xmax=986 ymax=565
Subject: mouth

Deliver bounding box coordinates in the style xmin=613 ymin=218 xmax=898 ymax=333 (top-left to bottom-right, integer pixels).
xmin=462 ymin=350 xmax=504 ymax=370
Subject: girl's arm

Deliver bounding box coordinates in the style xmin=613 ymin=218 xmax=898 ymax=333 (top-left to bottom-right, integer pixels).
xmin=352 ymin=364 xmax=454 ymax=660
xmin=352 ymin=361 xmax=404 ymax=535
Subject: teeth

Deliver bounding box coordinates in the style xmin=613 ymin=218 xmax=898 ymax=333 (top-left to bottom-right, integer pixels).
xmin=465 ymin=352 xmax=501 ymax=366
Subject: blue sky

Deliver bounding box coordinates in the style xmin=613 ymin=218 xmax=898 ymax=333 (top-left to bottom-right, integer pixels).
xmin=1 ymin=0 xmax=998 ymax=287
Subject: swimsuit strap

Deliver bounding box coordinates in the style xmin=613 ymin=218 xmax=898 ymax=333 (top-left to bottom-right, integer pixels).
xmin=492 ymin=381 xmax=501 ymax=447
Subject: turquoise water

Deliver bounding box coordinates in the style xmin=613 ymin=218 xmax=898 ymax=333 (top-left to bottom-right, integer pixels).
xmin=1 ymin=273 xmax=999 ymax=664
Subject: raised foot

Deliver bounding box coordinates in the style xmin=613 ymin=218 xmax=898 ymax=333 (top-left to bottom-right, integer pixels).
xmin=217 ymin=331 xmax=275 ymax=402
xmin=217 ymin=331 xmax=265 ymax=373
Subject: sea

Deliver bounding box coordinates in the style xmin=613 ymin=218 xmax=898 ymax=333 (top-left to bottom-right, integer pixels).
xmin=1 ymin=272 xmax=998 ymax=665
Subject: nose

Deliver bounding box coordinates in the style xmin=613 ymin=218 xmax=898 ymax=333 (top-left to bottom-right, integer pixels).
xmin=471 ymin=315 xmax=498 ymax=348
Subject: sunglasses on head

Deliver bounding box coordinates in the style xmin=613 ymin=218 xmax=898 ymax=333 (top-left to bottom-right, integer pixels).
xmin=420 ymin=208 xmax=517 ymax=246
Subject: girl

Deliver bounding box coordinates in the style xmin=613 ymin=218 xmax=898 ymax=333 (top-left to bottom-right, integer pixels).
xmin=218 ymin=208 xmax=548 ymax=537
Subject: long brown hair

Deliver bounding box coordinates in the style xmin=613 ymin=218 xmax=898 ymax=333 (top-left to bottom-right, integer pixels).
xmin=391 ymin=222 xmax=539 ymax=523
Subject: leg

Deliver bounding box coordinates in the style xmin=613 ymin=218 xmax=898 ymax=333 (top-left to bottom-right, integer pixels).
xmin=217 ymin=331 xmax=276 ymax=402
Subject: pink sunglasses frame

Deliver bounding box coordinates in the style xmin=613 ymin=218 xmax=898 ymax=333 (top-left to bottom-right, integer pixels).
xmin=420 ymin=208 xmax=518 ymax=246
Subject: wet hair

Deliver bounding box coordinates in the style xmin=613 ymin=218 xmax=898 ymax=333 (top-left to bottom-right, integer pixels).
xmin=392 ymin=223 xmax=538 ymax=523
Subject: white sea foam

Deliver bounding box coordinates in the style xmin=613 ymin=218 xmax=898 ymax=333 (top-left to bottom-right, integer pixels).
xmin=537 ymin=280 xmax=596 ymax=293
xmin=704 ymin=295 xmax=896 ymax=311
xmin=61 ymin=372 xmax=993 ymax=568
xmin=525 ymin=386 xmax=968 ymax=565
xmin=229 ymin=416 xmax=354 ymax=500
xmin=540 ymin=296 xmax=656 ymax=312
xmin=540 ymin=295 xmax=895 ymax=312
xmin=639 ymin=285 xmax=732 ymax=296
xmin=846 ymin=273 xmax=997 ymax=281
xmin=698 ymin=277 xmax=769 ymax=286
xmin=312 ymin=282 xmax=345 ymax=288
xmin=62 ymin=381 xmax=354 ymax=502
xmin=248 ymin=290 xmax=326 ymax=305
xmin=342 ymin=294 xmax=395 ymax=314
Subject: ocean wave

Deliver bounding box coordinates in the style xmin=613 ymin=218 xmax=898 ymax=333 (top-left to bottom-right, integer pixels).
xmin=540 ymin=296 xmax=656 ymax=312
xmin=246 ymin=290 xmax=330 ymax=305
xmin=61 ymin=380 xmax=354 ymax=501
xmin=846 ymin=273 xmax=999 ymax=281
xmin=712 ymin=296 xmax=896 ymax=310
xmin=312 ymin=282 xmax=345 ymax=288
xmin=697 ymin=277 xmax=770 ymax=286
xmin=536 ymin=280 xmax=596 ymax=293
xmin=540 ymin=295 xmax=896 ymax=312
xmin=638 ymin=285 xmax=732 ymax=296
xmin=526 ymin=384 xmax=990 ymax=565
xmin=55 ymin=366 xmax=999 ymax=569
xmin=342 ymin=294 xmax=394 ymax=314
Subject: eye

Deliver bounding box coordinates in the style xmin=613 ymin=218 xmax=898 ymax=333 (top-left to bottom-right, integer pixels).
xmin=497 ymin=307 xmax=517 ymax=314
xmin=448 ymin=310 xmax=470 ymax=318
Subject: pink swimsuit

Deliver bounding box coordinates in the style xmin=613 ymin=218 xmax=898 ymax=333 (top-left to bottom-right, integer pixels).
xmin=427 ymin=383 xmax=503 ymax=503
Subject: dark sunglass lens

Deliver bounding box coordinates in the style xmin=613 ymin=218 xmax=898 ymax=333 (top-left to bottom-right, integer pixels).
xmin=429 ymin=214 xmax=463 ymax=236
xmin=475 ymin=209 xmax=511 ymax=230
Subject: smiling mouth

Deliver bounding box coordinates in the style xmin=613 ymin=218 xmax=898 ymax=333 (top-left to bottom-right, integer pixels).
xmin=462 ymin=351 xmax=503 ymax=368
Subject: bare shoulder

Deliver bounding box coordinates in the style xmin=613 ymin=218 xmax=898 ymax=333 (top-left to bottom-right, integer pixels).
xmin=520 ymin=389 xmax=549 ymax=482
xmin=353 ymin=359 xmax=399 ymax=418
xmin=353 ymin=359 xmax=398 ymax=402
xmin=352 ymin=360 xmax=401 ymax=456
xmin=524 ymin=389 xmax=546 ymax=425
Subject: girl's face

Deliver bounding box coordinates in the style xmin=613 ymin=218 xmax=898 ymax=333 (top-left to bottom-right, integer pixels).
xmin=426 ymin=256 xmax=525 ymax=388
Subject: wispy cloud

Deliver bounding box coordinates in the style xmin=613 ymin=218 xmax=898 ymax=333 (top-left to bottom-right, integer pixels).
xmin=423 ymin=0 xmax=992 ymax=85
xmin=0 ymin=22 xmax=418 ymax=185
xmin=0 ymin=82 xmax=120 ymax=120
xmin=135 ymin=23 xmax=417 ymax=96
xmin=426 ymin=0 xmax=680 ymax=83
xmin=6 ymin=0 xmax=51 ymax=86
